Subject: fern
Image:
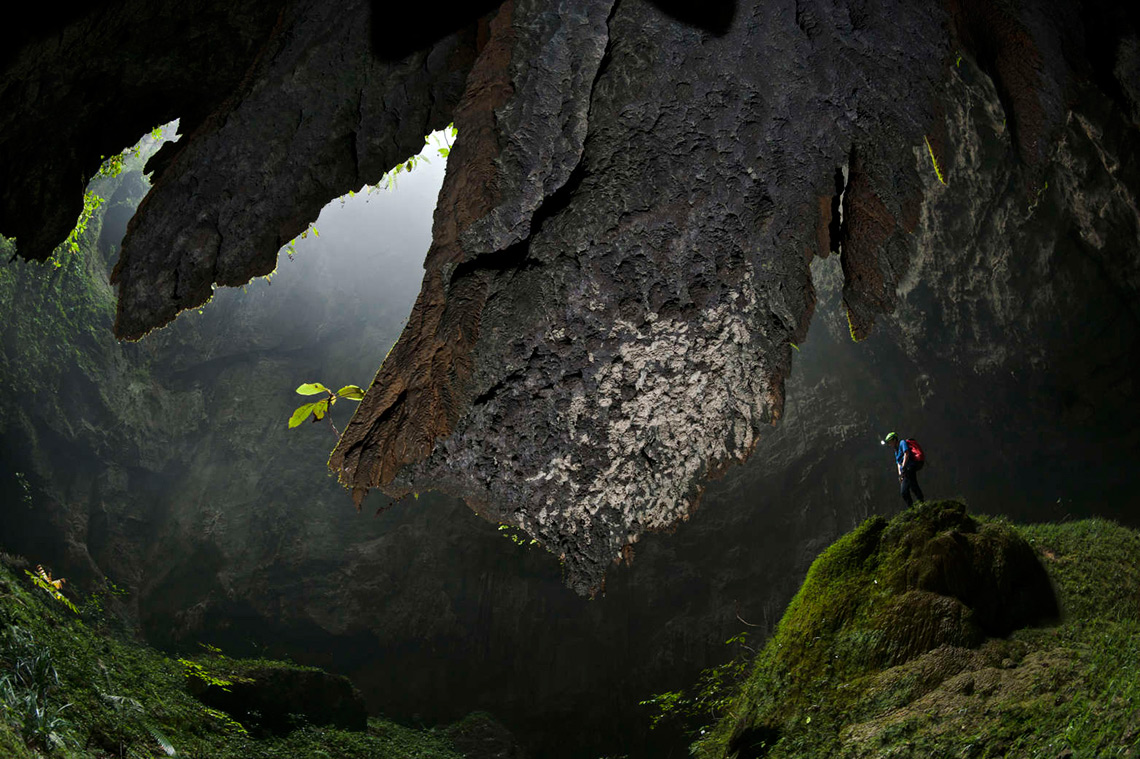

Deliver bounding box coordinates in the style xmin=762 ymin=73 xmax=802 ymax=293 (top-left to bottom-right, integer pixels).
xmin=146 ymin=722 xmax=177 ymax=756
xmin=25 ymin=566 xmax=78 ymax=614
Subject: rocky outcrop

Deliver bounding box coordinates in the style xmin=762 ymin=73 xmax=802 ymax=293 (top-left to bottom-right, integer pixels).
xmin=109 ymin=0 xmax=478 ymax=340
xmin=334 ymin=0 xmax=944 ymax=593
xmin=333 ymin=0 xmax=1140 ymax=593
xmin=0 ymin=1 xmax=287 ymax=262
xmin=702 ymin=504 xmax=1137 ymax=759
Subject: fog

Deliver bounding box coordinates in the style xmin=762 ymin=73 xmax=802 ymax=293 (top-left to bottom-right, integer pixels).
xmin=204 ymin=132 xmax=448 ymax=346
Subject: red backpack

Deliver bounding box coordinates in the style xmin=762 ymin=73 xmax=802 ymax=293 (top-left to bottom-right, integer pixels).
xmin=906 ymin=439 xmax=925 ymax=463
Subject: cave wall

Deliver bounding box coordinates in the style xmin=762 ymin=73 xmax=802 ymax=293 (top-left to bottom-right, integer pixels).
xmin=0 ymin=0 xmax=289 ymax=261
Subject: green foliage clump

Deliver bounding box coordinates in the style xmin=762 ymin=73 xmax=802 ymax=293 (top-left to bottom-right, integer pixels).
xmin=55 ymin=193 xmax=105 ymax=263
xmin=693 ymin=503 xmax=1140 ymax=759
xmin=639 ymin=633 xmax=754 ymax=737
xmin=287 ymin=382 xmax=365 ymax=432
xmin=47 ymin=124 xmax=169 ymax=268
xmin=0 ymin=560 xmax=473 ymax=758
xmin=379 ymin=124 xmax=455 ymax=191
xmin=177 ymin=650 xmax=252 ymax=693
xmin=0 ymin=624 xmax=74 ymax=753
xmin=24 ymin=567 xmax=77 ymax=615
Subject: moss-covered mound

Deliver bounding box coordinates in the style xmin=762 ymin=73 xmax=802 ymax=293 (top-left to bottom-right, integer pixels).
xmin=186 ymin=658 xmax=368 ymax=735
xmin=0 ymin=557 xmax=508 ymax=758
xmin=697 ymin=501 xmax=1140 ymax=758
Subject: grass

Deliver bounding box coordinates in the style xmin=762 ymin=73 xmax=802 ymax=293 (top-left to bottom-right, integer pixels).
xmin=694 ymin=501 xmax=1140 ymax=758
xmin=0 ymin=559 xmax=472 ymax=758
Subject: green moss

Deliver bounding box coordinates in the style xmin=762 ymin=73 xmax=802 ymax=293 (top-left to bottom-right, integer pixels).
xmin=0 ymin=720 xmax=37 ymax=759
xmin=0 ymin=561 xmax=466 ymax=758
xmin=696 ymin=502 xmax=1140 ymax=758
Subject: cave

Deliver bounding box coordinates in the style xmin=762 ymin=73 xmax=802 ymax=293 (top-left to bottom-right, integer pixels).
xmin=2 ymin=0 xmax=1139 ymax=757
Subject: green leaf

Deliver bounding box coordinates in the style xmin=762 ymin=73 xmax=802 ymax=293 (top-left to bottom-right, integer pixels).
xmin=288 ymin=403 xmax=317 ymax=428
xmin=337 ymin=385 xmax=365 ymax=401
xmin=295 ymin=382 xmax=329 ymax=395
xmin=311 ymin=398 xmax=330 ymax=420
xmin=438 ymin=147 xmax=449 ymax=158
xmin=146 ymin=724 xmax=177 ymax=756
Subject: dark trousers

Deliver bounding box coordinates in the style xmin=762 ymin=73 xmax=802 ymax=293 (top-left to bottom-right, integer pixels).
xmin=900 ymin=462 xmax=925 ymax=506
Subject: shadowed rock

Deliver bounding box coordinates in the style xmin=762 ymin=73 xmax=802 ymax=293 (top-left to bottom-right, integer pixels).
xmin=109 ymin=0 xmax=478 ymax=340
xmin=188 ymin=662 xmax=368 ymax=734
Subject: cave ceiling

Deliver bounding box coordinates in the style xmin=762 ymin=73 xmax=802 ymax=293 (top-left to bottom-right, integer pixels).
xmin=3 ymin=0 xmax=1138 ymax=593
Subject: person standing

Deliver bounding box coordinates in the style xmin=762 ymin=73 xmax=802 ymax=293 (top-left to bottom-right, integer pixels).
xmin=883 ymin=432 xmax=925 ymax=506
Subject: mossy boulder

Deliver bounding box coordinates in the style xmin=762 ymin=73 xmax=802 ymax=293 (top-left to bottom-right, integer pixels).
xmin=698 ymin=503 xmax=1140 ymax=759
xmin=445 ymin=710 xmax=529 ymax=759
xmin=187 ymin=660 xmax=368 ymax=734
xmin=0 ymin=560 xmax=467 ymax=758
xmin=764 ymin=502 xmax=1056 ymax=697
xmin=879 ymin=501 xmax=1058 ymax=638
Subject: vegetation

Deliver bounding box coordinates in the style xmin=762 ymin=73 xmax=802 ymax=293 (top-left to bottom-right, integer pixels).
xmin=282 ymin=124 xmax=456 ymax=259
xmin=496 ymin=524 xmax=540 ymax=547
xmin=639 ymin=633 xmax=754 ymax=738
xmin=378 ymin=125 xmax=455 ymax=192
xmin=24 ymin=567 xmax=77 ymax=616
xmin=845 ymin=308 xmax=865 ymax=343
xmin=924 ymin=135 xmax=947 ymax=186
xmin=693 ymin=501 xmax=1140 ymax=758
xmin=287 ymin=382 xmax=365 ymax=433
xmin=0 ymin=216 xmax=118 ymax=397
xmin=0 ymin=558 xmax=479 ymax=758
xmin=48 ymin=125 xmax=171 ymax=267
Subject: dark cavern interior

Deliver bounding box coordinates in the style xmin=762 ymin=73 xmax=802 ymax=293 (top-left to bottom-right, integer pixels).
xmin=2 ymin=0 xmax=1139 ymax=757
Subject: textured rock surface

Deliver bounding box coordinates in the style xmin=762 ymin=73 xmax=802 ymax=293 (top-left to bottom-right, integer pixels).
xmin=333 ymin=0 xmax=1139 ymax=593
xmin=0 ymin=1 xmax=287 ymax=261
xmin=334 ymin=0 xmax=954 ymax=593
xmin=110 ymin=0 xmax=477 ymax=339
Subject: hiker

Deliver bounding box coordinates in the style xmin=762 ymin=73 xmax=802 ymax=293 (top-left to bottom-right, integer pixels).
xmin=883 ymin=432 xmax=925 ymax=506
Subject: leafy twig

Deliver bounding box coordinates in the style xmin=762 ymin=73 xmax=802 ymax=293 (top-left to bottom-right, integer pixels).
xmin=288 ymin=382 xmax=365 ymax=437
